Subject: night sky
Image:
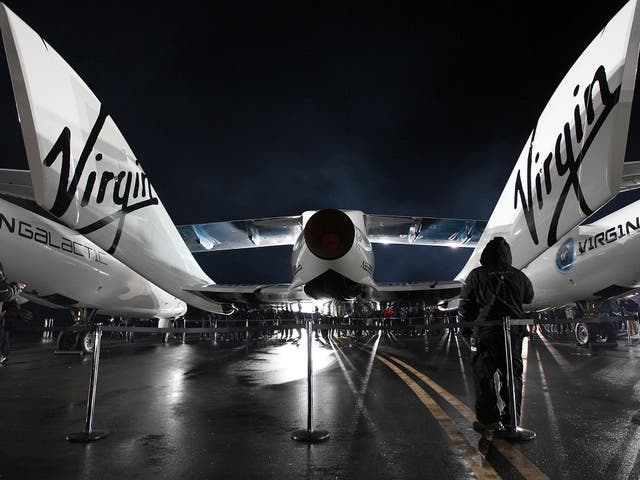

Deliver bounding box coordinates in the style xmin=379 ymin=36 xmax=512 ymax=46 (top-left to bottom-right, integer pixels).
xmin=0 ymin=1 xmax=639 ymax=285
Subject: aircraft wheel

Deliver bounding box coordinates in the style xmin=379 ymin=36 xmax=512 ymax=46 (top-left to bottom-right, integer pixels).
xmin=575 ymin=323 xmax=589 ymax=346
xmin=81 ymin=331 xmax=95 ymax=354
xmin=593 ymin=327 xmax=609 ymax=344
xmin=596 ymin=322 xmax=618 ymax=345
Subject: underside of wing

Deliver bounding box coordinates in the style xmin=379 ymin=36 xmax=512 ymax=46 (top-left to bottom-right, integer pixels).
xmin=373 ymin=280 xmax=462 ymax=303
xmin=0 ymin=168 xmax=34 ymax=200
xmin=186 ymin=280 xmax=461 ymax=306
xmin=185 ymin=283 xmax=308 ymax=304
xmin=620 ymin=161 xmax=640 ymax=191
xmin=365 ymin=215 xmax=486 ymax=248
xmin=177 ymin=216 xmax=302 ymax=253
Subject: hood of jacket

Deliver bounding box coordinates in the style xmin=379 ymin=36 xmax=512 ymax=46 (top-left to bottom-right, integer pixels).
xmin=479 ymin=236 xmax=512 ymax=269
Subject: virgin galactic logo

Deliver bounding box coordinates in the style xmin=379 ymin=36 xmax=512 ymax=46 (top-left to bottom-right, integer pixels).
xmin=555 ymin=237 xmax=574 ymax=273
xmin=42 ymin=105 xmax=159 ymax=254
xmin=513 ymin=65 xmax=621 ymax=247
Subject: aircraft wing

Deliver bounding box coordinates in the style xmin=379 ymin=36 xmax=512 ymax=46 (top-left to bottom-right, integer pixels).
xmin=177 ymin=214 xmax=486 ymax=252
xmin=365 ymin=215 xmax=486 ymax=247
xmin=177 ymin=216 xmax=302 ymax=253
xmin=186 ymin=284 xmax=308 ymax=304
xmin=373 ymin=281 xmax=462 ymax=303
xmin=621 ymin=161 xmax=640 ymax=192
xmin=186 ymin=280 xmax=461 ymax=305
xmin=0 ymin=168 xmax=34 ymax=200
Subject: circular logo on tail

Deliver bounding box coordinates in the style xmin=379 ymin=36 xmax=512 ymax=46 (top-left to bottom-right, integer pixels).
xmin=555 ymin=238 xmax=574 ymax=273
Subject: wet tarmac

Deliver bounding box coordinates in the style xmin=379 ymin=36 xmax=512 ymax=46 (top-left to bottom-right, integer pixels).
xmin=1 ymin=328 xmax=640 ymax=479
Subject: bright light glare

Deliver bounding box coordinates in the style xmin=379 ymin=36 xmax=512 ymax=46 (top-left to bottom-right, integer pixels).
xmin=166 ymin=367 xmax=184 ymax=403
xmin=295 ymin=300 xmax=332 ymax=314
xmin=225 ymin=331 xmax=335 ymax=385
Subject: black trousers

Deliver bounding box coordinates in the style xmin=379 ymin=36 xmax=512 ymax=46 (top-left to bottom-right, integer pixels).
xmin=471 ymin=330 xmax=523 ymax=425
xmin=0 ymin=326 xmax=9 ymax=358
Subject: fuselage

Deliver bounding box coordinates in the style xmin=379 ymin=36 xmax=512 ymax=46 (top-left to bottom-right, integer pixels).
xmin=284 ymin=202 xmax=640 ymax=310
xmin=291 ymin=209 xmax=375 ymax=300
xmin=523 ymin=198 xmax=640 ymax=310
xmin=0 ymin=197 xmax=186 ymax=318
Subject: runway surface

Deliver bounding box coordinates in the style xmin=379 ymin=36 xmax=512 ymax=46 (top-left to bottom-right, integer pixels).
xmin=1 ymin=328 xmax=639 ymax=479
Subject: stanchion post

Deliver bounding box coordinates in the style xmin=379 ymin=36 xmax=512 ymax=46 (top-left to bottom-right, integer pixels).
xmin=495 ymin=317 xmax=536 ymax=441
xmin=292 ymin=314 xmax=329 ymax=443
xmin=66 ymin=324 xmax=109 ymax=442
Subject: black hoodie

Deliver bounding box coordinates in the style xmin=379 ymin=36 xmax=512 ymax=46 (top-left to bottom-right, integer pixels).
xmin=0 ymin=263 xmax=21 ymax=305
xmin=459 ymin=237 xmax=534 ymax=336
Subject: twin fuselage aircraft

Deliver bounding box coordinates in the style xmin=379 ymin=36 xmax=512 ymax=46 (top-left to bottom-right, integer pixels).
xmin=0 ymin=2 xmax=639 ymax=327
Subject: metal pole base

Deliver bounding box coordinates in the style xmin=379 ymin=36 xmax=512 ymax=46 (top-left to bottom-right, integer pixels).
xmin=291 ymin=429 xmax=330 ymax=443
xmin=66 ymin=430 xmax=109 ymax=443
xmin=495 ymin=426 xmax=536 ymax=441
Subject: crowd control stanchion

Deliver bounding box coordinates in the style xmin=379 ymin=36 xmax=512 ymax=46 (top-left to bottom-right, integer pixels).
xmin=66 ymin=324 xmax=109 ymax=442
xmin=495 ymin=317 xmax=536 ymax=441
xmin=292 ymin=314 xmax=329 ymax=443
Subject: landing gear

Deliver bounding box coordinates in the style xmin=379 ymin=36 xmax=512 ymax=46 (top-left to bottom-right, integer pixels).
xmin=55 ymin=308 xmax=98 ymax=354
xmin=575 ymin=323 xmax=589 ymax=346
xmin=81 ymin=331 xmax=96 ymax=354
xmin=56 ymin=330 xmax=96 ymax=353
xmin=573 ymin=301 xmax=619 ymax=347
xmin=574 ymin=322 xmax=617 ymax=346
xmin=158 ymin=317 xmax=172 ymax=344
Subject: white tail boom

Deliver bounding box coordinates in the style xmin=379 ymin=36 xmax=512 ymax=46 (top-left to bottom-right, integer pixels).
xmin=0 ymin=4 xmax=225 ymax=313
xmin=458 ymin=0 xmax=640 ymax=279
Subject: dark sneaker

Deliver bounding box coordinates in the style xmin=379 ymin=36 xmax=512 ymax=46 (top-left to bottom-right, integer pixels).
xmin=0 ymin=356 xmax=7 ymax=363
xmin=473 ymin=420 xmax=502 ymax=433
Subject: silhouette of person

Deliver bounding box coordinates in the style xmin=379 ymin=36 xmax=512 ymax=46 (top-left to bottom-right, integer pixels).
xmin=459 ymin=237 xmax=534 ymax=433
xmin=0 ymin=263 xmax=26 ymax=363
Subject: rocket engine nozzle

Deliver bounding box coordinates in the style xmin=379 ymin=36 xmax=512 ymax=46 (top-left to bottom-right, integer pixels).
xmin=304 ymin=209 xmax=355 ymax=260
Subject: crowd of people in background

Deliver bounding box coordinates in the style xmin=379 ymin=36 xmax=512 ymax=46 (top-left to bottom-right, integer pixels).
xmin=5 ymin=292 xmax=640 ymax=352
xmin=189 ymin=304 xmax=459 ymax=345
xmin=189 ymin=294 xmax=640 ymax=347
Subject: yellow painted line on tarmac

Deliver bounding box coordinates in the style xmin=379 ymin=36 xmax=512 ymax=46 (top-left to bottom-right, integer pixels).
xmin=387 ymin=354 xmax=476 ymax=419
xmin=376 ymin=354 xmax=501 ymax=480
xmin=385 ymin=354 xmax=550 ymax=480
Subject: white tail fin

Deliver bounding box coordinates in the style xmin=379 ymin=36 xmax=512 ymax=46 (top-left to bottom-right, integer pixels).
xmin=0 ymin=4 xmax=224 ymax=312
xmin=458 ymin=0 xmax=640 ymax=279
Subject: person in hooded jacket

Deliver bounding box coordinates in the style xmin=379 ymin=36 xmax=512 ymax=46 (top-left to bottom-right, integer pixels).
xmin=1 ymin=300 xmax=20 ymax=363
xmin=0 ymin=264 xmax=26 ymax=363
xmin=458 ymin=236 xmax=534 ymax=433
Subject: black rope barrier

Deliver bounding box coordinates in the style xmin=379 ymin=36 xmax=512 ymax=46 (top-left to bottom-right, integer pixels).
xmin=17 ymin=314 xmax=639 ymax=335
xmin=65 ymin=324 xmax=108 ymax=443
xmin=51 ymin=313 xmax=636 ymax=446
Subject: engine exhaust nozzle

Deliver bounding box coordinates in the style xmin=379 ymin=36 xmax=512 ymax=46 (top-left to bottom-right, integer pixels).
xmin=304 ymin=209 xmax=355 ymax=260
